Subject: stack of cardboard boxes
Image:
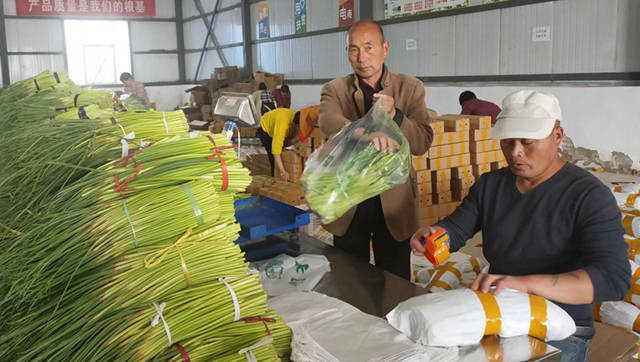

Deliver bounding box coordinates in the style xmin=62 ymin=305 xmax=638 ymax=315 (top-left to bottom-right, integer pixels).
xmin=274 ymin=128 xmax=327 ymax=184
xmin=467 ymin=115 xmax=507 ymax=178
xmin=413 ymin=114 xmax=511 ymax=227
xmin=242 ymin=154 xmax=271 ymax=176
xmin=246 ymin=175 xmax=306 ymax=206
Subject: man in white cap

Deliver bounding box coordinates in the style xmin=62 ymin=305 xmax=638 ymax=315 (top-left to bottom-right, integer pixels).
xmin=410 ymin=90 xmax=629 ymax=361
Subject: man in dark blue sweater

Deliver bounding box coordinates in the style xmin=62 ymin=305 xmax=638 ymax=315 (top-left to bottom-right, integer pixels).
xmin=411 ymin=90 xmax=630 ymax=361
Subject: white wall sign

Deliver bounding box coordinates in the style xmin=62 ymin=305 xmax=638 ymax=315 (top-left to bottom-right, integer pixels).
xmin=405 ymin=39 xmax=417 ymax=51
xmin=532 ymin=26 xmax=551 ymax=42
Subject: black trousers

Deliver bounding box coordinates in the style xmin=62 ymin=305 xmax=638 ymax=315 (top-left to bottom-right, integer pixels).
xmin=333 ymin=195 xmax=411 ymax=280
xmin=257 ymin=127 xmax=275 ymax=176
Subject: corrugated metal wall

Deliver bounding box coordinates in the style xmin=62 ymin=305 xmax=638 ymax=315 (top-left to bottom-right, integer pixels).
xmin=182 ymin=0 xmax=243 ymax=81
xmin=249 ymin=0 xmax=640 ymax=80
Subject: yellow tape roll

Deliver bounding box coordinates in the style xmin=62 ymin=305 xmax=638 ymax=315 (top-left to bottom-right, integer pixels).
xmin=528 ymin=295 xmax=548 ymax=340
xmin=475 ymin=291 xmax=502 ymax=335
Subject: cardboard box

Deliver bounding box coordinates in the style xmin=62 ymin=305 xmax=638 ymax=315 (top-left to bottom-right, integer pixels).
xmin=589 ymin=322 xmax=639 ymax=362
xmin=466 ymin=115 xmax=492 ymax=130
xmin=473 ymin=163 xmax=492 ymax=178
xmin=418 ymin=193 xmax=433 ymax=208
xmin=201 ymin=104 xmax=213 ymax=121
xmin=428 ymin=141 xmax=469 ymax=158
xmin=428 ymin=153 xmax=471 ymax=170
xmin=430 ymin=121 xmax=444 ymax=134
xmin=471 ymin=150 xmax=505 ymax=165
xmin=433 ymin=190 xmax=453 ymax=204
xmin=431 ymin=169 xmax=451 ymax=183
xmin=412 ymin=155 xmax=428 ymax=171
xmin=431 ymin=131 xmax=470 ymax=146
xmin=470 ymin=139 xmax=501 ymax=153
xmin=451 ymin=177 xmax=475 ymax=192
xmin=471 ymin=128 xmax=493 ymax=141
xmin=491 ymin=160 xmax=509 ymax=170
xmin=418 ymin=201 xmax=461 ymax=219
xmin=453 ymin=187 xmax=470 ymax=201
xmin=432 ymin=177 xmax=452 ymax=194
xmin=416 ymin=169 xmax=431 ymax=184
xmin=435 ymin=115 xmax=471 ymax=132
xmin=254 ymin=71 xmax=284 ymax=91
xmin=451 ymin=165 xmax=473 ymax=180
xmin=213 ymin=66 xmax=239 ymax=81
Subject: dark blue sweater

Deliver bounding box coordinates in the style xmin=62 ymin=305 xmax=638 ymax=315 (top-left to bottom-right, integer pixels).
xmin=437 ymin=162 xmax=630 ymax=326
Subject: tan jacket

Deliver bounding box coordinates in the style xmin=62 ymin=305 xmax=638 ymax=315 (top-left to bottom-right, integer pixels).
xmin=318 ymin=66 xmax=433 ymax=241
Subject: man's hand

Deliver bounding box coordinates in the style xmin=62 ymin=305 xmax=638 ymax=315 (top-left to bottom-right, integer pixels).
xmin=368 ymin=131 xmax=399 ymax=152
xmin=373 ymin=93 xmax=396 ymax=118
xmin=280 ymin=170 xmax=290 ymax=182
xmin=410 ymin=225 xmax=443 ymax=255
xmin=470 ymin=273 xmax=532 ymax=296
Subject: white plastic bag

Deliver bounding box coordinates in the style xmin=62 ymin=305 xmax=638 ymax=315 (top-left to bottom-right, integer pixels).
xmin=252 ymin=254 xmax=331 ymax=296
xmin=386 ymin=288 xmax=576 ymax=346
xmin=410 ymin=252 xmax=487 ymax=292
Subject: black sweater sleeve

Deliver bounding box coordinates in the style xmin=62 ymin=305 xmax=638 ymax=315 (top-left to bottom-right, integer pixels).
xmin=576 ymin=184 xmax=630 ymax=302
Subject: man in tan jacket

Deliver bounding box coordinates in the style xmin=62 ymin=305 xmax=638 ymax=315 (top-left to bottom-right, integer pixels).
xmin=319 ymin=20 xmax=433 ymax=279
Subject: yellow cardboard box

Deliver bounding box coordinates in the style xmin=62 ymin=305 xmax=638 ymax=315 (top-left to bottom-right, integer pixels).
xmin=433 ymin=191 xmax=453 ymax=204
xmin=471 ymin=150 xmax=504 ymax=165
xmin=419 ymin=193 xmax=433 ymax=208
xmin=436 ymin=115 xmax=471 ymax=132
xmin=470 ymin=139 xmax=501 ymax=153
xmin=429 ymin=141 xmax=470 ymax=158
xmin=451 ymin=165 xmax=473 ymax=180
xmin=473 ymin=163 xmax=492 ymax=178
xmin=491 ymin=159 xmax=509 ymax=170
xmin=418 ymin=201 xmax=461 ymax=218
xmin=431 ymin=131 xmax=470 ymax=146
xmin=430 ymin=121 xmax=444 ymax=134
xmin=470 ymin=128 xmax=492 ymax=141
xmin=465 ymin=115 xmax=492 ymax=130
xmin=412 ymin=155 xmax=428 ymax=171
xmin=428 ymin=153 xmax=471 ymax=170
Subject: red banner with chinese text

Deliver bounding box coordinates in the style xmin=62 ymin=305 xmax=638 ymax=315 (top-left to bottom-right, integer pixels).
xmin=16 ymin=0 xmax=156 ymax=17
xmin=338 ymin=0 xmax=354 ymax=27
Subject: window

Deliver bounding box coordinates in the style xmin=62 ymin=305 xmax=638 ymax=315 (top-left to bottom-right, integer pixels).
xmin=64 ymin=20 xmax=131 ymax=85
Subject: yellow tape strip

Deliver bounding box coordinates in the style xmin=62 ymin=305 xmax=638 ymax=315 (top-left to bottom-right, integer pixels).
xmin=626 ymin=236 xmax=640 ymax=260
xmin=627 ymin=194 xmax=639 ymax=207
xmin=470 ymin=257 xmax=481 ymax=274
xmin=625 ymin=284 xmax=640 ymax=303
xmin=633 ymin=312 xmax=640 ymax=333
xmin=480 ymin=336 xmax=503 ymax=362
xmin=528 ymin=295 xmax=548 ymax=340
xmin=425 ymin=261 xmax=462 ymax=291
xmin=623 ymin=215 xmax=636 ymax=236
xmin=475 ymin=291 xmax=502 ymax=335
xmin=614 ymin=186 xmax=622 ymax=192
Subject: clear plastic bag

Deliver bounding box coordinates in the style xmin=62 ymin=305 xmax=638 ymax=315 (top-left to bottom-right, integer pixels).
xmin=302 ymin=98 xmax=410 ymax=224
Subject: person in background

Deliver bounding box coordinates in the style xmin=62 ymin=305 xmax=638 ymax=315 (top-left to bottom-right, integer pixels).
xmin=459 ymin=90 xmax=502 ymax=126
xmin=411 ymin=90 xmax=630 ymax=362
xmin=273 ymin=84 xmax=292 ymax=109
xmin=252 ymin=82 xmax=277 ymax=117
xmin=119 ymin=72 xmax=150 ymax=108
xmin=318 ymin=19 xmax=433 ymax=280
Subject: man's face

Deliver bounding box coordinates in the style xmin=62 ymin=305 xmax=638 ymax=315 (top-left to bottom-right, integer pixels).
xmin=123 ymin=78 xmax=133 ymax=86
xmin=500 ymin=125 xmax=564 ymax=180
xmin=347 ymin=24 xmax=389 ymax=82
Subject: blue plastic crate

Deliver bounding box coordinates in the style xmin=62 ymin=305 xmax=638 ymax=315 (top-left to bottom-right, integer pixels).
xmin=234 ymin=196 xmax=310 ymax=244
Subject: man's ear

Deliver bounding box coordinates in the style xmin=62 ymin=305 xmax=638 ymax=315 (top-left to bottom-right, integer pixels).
xmin=383 ymin=40 xmax=390 ymax=56
xmin=553 ymin=125 xmax=564 ymax=145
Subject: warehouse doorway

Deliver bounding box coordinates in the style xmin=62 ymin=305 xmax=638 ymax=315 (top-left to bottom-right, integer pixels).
xmin=64 ymin=20 xmax=131 ymax=85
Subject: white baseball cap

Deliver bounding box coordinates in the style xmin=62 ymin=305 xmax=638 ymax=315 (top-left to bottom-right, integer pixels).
xmin=492 ymin=90 xmax=562 ymax=140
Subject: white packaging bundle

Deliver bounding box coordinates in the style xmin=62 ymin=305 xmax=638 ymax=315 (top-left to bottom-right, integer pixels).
xmin=625 ymin=260 xmax=640 ymax=307
xmin=622 ymin=214 xmax=640 ymax=238
xmin=252 ymin=254 xmax=331 ymax=296
xmin=614 ymin=191 xmax=640 ymax=209
xmin=626 ymin=234 xmax=640 ymax=265
xmin=386 ymin=288 xmax=576 ymax=346
xmin=595 ymin=301 xmax=640 ymax=334
xmin=410 ymin=252 xmax=487 ymax=292
xmin=612 ymin=184 xmax=640 ymax=194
